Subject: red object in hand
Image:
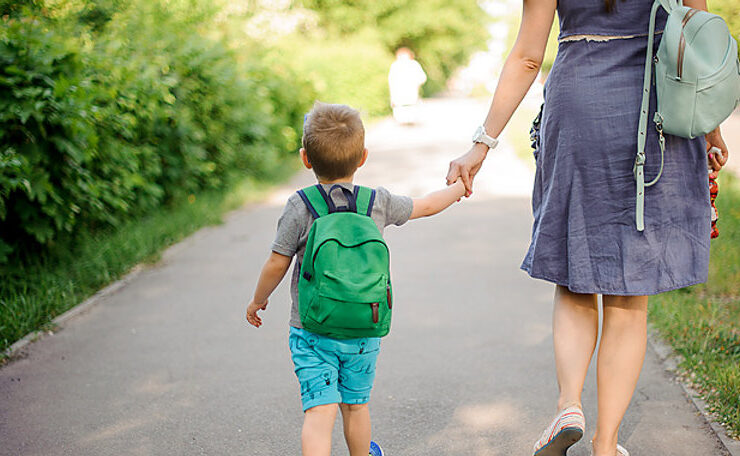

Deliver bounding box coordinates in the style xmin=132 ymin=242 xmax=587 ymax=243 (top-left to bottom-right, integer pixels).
xmin=709 ymin=176 xmax=719 ymax=239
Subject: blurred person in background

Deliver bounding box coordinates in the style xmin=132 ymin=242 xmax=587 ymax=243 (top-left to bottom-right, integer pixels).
xmin=388 ymin=47 xmax=427 ymax=124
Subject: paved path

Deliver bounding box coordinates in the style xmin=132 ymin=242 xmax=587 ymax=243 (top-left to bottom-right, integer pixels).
xmin=0 ymin=98 xmax=728 ymax=455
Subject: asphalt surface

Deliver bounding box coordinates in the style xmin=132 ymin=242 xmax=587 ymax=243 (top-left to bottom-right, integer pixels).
xmin=0 ymin=98 xmax=728 ymax=455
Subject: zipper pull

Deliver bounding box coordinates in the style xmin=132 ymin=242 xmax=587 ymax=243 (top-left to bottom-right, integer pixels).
xmin=386 ymin=285 xmax=392 ymax=309
xmin=371 ymin=302 xmax=379 ymax=323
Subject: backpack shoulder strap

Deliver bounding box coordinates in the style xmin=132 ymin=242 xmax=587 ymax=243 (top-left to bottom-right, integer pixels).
xmin=353 ymin=186 xmax=376 ymax=217
xmin=297 ymin=185 xmax=330 ymax=219
xmin=633 ymin=0 xmax=667 ymax=232
xmin=658 ymin=0 xmax=681 ymax=13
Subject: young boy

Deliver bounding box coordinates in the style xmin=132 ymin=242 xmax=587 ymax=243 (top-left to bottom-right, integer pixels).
xmin=245 ymin=102 xmax=466 ymax=456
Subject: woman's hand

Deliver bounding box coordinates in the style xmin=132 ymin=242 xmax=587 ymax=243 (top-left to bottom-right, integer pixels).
xmin=705 ymin=126 xmax=729 ymax=179
xmin=446 ymin=142 xmax=489 ymax=196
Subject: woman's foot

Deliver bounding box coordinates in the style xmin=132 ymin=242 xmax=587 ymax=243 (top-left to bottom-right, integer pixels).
xmin=590 ymin=441 xmax=629 ymax=456
xmin=533 ymin=405 xmax=585 ymax=456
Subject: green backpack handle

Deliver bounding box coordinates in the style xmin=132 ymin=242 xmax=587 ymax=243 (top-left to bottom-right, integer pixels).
xmin=634 ymin=0 xmax=740 ymax=231
xmin=297 ymin=184 xmax=375 ymax=219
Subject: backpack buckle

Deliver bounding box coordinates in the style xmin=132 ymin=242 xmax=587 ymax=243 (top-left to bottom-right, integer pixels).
xmin=633 ymin=153 xmax=646 ymax=180
xmin=653 ymin=112 xmax=664 ymax=131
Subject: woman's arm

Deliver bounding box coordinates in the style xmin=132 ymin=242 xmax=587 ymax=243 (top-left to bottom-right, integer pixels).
xmin=682 ymin=0 xmax=707 ymax=10
xmin=481 ymin=0 xmax=557 ymax=140
xmin=447 ymin=0 xmax=557 ymax=194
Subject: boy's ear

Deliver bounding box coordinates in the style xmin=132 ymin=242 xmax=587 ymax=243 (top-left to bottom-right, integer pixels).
xmin=300 ymin=148 xmax=312 ymax=170
xmin=357 ymin=148 xmax=369 ymax=168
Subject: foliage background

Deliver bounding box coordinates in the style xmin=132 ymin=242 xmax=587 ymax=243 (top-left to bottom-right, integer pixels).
xmin=0 ymin=0 xmax=487 ymax=264
xmin=0 ymin=0 xmax=312 ymax=264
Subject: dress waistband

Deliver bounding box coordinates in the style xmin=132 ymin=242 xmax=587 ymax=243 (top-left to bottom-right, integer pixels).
xmin=559 ymin=31 xmax=662 ymax=43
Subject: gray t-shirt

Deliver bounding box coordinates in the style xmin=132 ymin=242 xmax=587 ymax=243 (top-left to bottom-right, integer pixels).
xmin=271 ymin=182 xmax=413 ymax=328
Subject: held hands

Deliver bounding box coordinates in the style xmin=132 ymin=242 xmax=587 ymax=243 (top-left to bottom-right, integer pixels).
xmin=705 ymin=126 xmax=729 ymax=179
xmin=246 ymin=298 xmax=268 ymax=328
xmin=446 ymin=142 xmax=488 ymax=196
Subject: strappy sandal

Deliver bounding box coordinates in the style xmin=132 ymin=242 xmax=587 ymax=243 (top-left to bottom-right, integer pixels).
xmin=533 ymin=405 xmax=586 ymax=456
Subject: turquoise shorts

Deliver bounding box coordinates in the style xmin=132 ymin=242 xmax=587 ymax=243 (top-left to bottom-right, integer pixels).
xmin=289 ymin=327 xmax=381 ymax=412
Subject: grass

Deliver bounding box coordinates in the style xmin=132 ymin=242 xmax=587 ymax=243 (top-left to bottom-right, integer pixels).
xmin=504 ymin=103 xmax=539 ymax=167
xmin=0 ymin=164 xmax=298 ymax=358
xmin=649 ymin=173 xmax=740 ymax=439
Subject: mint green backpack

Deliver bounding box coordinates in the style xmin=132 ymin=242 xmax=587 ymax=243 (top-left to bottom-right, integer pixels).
xmin=297 ymin=184 xmax=392 ymax=339
xmin=634 ymin=0 xmax=740 ymax=231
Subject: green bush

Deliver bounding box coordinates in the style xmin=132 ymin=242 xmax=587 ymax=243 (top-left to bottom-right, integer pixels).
xmin=0 ymin=16 xmax=103 ymax=254
xmin=297 ymin=0 xmax=488 ymax=97
xmin=0 ymin=4 xmax=313 ymax=262
xmin=272 ymin=35 xmax=393 ymax=117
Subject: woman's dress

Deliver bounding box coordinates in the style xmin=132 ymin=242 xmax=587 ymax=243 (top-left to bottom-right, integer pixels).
xmin=521 ymin=0 xmax=710 ymax=295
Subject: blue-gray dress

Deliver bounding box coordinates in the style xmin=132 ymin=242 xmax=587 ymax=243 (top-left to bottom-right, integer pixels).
xmin=521 ymin=0 xmax=710 ymax=295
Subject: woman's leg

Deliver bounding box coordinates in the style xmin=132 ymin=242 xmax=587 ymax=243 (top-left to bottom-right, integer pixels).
xmin=591 ymin=295 xmax=648 ymax=456
xmin=552 ymin=285 xmax=599 ymax=410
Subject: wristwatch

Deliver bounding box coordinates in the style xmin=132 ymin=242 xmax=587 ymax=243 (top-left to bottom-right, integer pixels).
xmin=472 ymin=125 xmax=499 ymax=150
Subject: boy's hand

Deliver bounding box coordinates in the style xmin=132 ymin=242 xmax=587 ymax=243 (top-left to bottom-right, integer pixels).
xmin=245 ymin=252 xmax=292 ymax=328
xmin=447 ymin=142 xmax=488 ymax=197
xmin=246 ymin=299 xmax=268 ymax=327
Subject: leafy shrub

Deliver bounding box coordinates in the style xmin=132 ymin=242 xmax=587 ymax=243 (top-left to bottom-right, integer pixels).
xmin=272 ymin=35 xmax=393 ymax=117
xmin=298 ymin=0 xmax=488 ymax=95
xmin=0 ymin=4 xmax=313 ymax=262
xmin=0 ymin=17 xmax=102 ymax=255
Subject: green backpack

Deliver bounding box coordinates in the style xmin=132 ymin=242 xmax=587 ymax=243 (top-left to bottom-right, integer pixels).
xmin=634 ymin=0 xmax=740 ymax=231
xmin=297 ymin=184 xmax=392 ymax=339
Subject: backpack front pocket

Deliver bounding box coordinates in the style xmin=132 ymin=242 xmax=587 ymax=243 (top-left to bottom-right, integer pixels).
xmin=310 ymin=272 xmax=389 ymax=330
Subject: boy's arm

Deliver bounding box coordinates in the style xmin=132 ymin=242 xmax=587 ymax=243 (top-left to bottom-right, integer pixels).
xmin=246 ymin=251 xmax=293 ymax=327
xmin=409 ymin=180 xmax=466 ymax=220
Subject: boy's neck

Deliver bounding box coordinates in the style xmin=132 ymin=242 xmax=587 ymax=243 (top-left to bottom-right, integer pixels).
xmin=317 ymin=174 xmax=355 ymax=185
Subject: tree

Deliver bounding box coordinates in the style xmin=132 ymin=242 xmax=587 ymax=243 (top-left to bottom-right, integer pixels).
xmin=298 ymin=0 xmax=489 ymax=93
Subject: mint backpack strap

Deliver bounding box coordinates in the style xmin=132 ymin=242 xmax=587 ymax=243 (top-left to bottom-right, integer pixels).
xmin=353 ymin=186 xmax=376 ymax=217
xmin=634 ymin=0 xmax=667 ymax=232
xmin=297 ymin=185 xmax=331 ymax=219
xmin=657 ymin=0 xmax=681 ymax=12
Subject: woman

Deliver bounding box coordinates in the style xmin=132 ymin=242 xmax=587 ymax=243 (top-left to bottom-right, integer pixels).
xmin=446 ymin=1 xmax=730 ymax=455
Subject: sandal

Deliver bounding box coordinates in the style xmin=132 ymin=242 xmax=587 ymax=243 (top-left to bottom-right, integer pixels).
xmin=590 ymin=441 xmax=630 ymax=456
xmin=533 ymin=405 xmax=586 ymax=456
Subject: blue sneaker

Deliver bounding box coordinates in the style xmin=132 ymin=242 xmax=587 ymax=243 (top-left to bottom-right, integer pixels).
xmin=369 ymin=441 xmax=384 ymax=456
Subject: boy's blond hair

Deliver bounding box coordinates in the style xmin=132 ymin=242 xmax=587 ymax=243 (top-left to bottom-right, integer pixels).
xmin=302 ymin=102 xmax=365 ymax=180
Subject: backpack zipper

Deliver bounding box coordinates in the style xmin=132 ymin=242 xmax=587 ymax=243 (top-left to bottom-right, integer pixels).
xmin=371 ymin=302 xmax=379 ymax=323
xmin=677 ymin=8 xmax=699 ymax=80
xmin=310 ymin=238 xmax=389 ymax=270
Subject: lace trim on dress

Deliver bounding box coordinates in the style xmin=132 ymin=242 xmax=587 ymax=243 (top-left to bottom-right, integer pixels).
xmin=559 ymin=31 xmax=662 ymax=43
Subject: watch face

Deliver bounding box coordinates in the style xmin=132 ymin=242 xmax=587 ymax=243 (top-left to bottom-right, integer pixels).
xmin=472 ymin=125 xmax=484 ymax=142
